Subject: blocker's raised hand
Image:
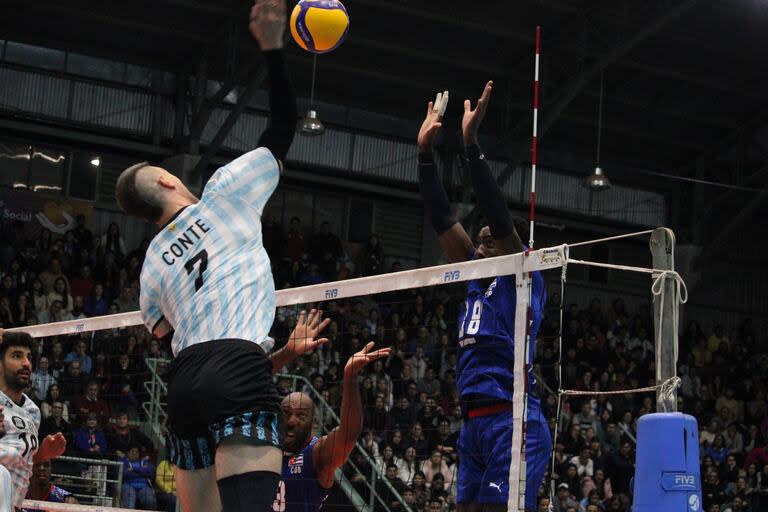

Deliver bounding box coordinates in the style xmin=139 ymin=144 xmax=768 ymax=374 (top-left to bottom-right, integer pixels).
xmin=418 ymin=90 xmax=449 ymax=153
xmin=344 ymin=342 xmax=392 ymax=377
xmin=462 ymin=80 xmax=493 ymax=146
xmin=286 ymin=309 xmax=331 ymax=357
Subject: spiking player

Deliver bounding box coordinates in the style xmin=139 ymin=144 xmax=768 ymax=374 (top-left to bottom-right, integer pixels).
xmin=1 ymin=330 xmax=67 ymax=512
xmin=114 ymin=1 xmax=299 ymax=510
xmin=416 ymin=83 xmax=551 ymax=512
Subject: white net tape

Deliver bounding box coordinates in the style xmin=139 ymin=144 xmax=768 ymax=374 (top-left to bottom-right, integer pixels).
xmin=6 ymin=245 xmax=569 ymax=338
xmin=21 ymin=501 xmax=131 ymax=512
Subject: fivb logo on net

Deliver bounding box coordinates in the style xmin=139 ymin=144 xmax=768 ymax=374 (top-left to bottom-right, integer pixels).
xmin=443 ymin=270 xmax=461 ymax=283
xmin=325 ymin=288 xmax=338 ymax=299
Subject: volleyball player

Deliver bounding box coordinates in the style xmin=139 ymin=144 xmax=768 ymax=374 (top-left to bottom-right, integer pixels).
xmin=114 ymin=1 xmax=298 ymax=510
xmin=1 ymin=330 xmax=68 ymax=512
xmin=272 ymin=341 xmax=391 ymax=512
xmin=416 ymin=83 xmax=552 ymax=511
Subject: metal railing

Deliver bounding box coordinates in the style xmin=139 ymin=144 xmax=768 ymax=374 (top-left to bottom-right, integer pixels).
xmin=278 ymin=373 xmax=412 ymax=512
xmin=51 ymin=455 xmax=124 ymax=506
xmin=142 ymin=357 xmax=170 ymax=445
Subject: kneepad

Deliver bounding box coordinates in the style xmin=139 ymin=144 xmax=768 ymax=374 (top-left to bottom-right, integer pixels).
xmin=218 ymin=471 xmax=280 ymax=512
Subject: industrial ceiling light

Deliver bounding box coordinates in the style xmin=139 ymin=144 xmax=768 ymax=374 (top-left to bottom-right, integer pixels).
xmin=586 ymin=72 xmax=610 ymax=191
xmin=299 ymin=55 xmax=325 ymax=136
xmin=90 ymin=156 xmax=101 ymax=167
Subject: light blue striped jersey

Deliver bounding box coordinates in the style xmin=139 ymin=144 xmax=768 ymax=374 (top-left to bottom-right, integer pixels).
xmin=140 ymin=148 xmax=279 ymax=356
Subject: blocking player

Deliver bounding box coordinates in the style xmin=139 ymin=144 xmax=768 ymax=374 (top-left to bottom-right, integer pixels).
xmin=114 ymin=1 xmax=298 ymax=510
xmin=272 ymin=341 xmax=391 ymax=512
xmin=1 ymin=330 xmax=67 ymax=512
xmin=416 ymin=83 xmax=552 ymax=511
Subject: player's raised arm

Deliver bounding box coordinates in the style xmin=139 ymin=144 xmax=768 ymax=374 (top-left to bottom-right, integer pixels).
xmin=313 ymin=342 xmax=391 ymax=488
xmin=249 ymin=0 xmax=298 ymax=172
xmin=269 ymin=309 xmax=331 ymax=374
xmin=463 ymin=81 xmax=524 ymax=255
xmin=417 ymin=91 xmax=475 ymax=263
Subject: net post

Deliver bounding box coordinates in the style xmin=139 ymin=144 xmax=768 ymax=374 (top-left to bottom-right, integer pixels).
xmin=650 ymin=228 xmax=678 ymax=412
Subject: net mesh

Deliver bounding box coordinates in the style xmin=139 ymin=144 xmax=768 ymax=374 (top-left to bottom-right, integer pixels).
xmin=10 ymin=241 xmax=689 ymax=512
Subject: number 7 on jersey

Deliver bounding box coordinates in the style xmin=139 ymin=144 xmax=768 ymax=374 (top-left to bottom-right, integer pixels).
xmin=185 ymin=249 xmax=209 ymax=293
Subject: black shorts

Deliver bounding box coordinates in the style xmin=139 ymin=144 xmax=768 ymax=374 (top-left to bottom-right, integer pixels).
xmin=164 ymin=339 xmax=282 ymax=470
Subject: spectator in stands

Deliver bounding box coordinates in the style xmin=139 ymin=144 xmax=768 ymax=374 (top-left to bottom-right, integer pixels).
xmin=39 ymin=401 xmax=73 ymax=448
xmin=74 ymin=381 xmax=110 ymax=426
xmin=38 ymin=300 xmax=71 ymax=324
xmin=364 ymin=395 xmax=391 ymax=442
xmin=703 ymin=470 xmax=727 ymax=510
xmin=64 ymin=340 xmax=92 ymax=375
xmin=99 ymin=222 xmax=126 ymax=262
xmin=70 ymin=265 xmax=95 ymax=299
xmin=41 ymin=383 xmax=69 ymax=421
xmin=39 ymin=256 xmax=68 ymax=295
xmin=105 ymin=411 xmax=153 ymax=459
xmin=59 ymin=360 xmax=88 ymax=408
xmin=377 ymin=463 xmax=407 ymax=510
xmin=398 ymin=446 xmax=419 ymax=485
xmin=420 ymin=450 xmax=452 ymax=489
xmin=155 ymin=452 xmax=177 ymax=512
xmin=609 ymin=441 xmax=635 ymax=496
xmin=375 ymin=445 xmax=402 ymax=477
xmin=744 ymin=438 xmax=768 ymax=469
xmin=285 ymin=216 xmax=305 ymax=263
xmin=30 ymin=355 xmax=56 ymax=403
xmin=73 ymin=413 xmax=107 ymax=457
xmin=361 ymin=234 xmax=384 ymax=276
xmin=31 ymin=278 xmax=47 ymax=317
xmin=47 ymin=277 xmax=73 ymax=315
xmin=120 ymin=445 xmax=157 ymax=510
xmin=69 ymin=296 xmax=86 ymax=321
xmin=48 ymin=340 xmax=66 ymax=378
xmin=405 ymin=422 xmax=430 ymax=460
xmin=580 ymin=489 xmax=605 ymax=512
xmin=570 ymin=446 xmax=595 ymax=478
xmin=112 ymin=286 xmax=137 ymax=314
xmin=84 ymin=283 xmax=108 ymax=316
xmin=553 ymin=483 xmax=580 ymax=512
xmin=704 ymin=434 xmax=730 ymax=466
xmin=416 ymin=367 xmax=441 ymax=399
xmin=24 ymin=460 xmax=79 ymax=507
xmin=310 ymin=221 xmax=344 ymax=280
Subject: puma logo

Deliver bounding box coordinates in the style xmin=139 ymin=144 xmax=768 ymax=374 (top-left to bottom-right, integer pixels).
xmin=488 ymin=482 xmax=503 ymax=492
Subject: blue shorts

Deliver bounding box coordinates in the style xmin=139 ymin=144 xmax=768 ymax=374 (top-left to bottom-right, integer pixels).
xmin=457 ymin=405 xmax=552 ymax=508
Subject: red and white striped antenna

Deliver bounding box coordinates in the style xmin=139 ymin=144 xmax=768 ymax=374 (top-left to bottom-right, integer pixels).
xmin=529 ymin=25 xmax=541 ymax=250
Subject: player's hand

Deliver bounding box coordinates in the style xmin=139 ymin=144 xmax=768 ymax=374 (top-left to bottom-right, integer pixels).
xmin=249 ymin=0 xmax=287 ymax=51
xmin=286 ymin=309 xmax=331 ymax=357
xmin=418 ymin=90 xmax=449 ymax=154
xmin=344 ymin=342 xmax=392 ymax=377
xmin=39 ymin=433 xmax=67 ymax=459
xmin=462 ymin=80 xmax=492 ymax=147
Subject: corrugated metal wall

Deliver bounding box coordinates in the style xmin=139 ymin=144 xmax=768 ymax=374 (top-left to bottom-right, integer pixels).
xmin=373 ymin=202 xmax=423 ymax=267
xmin=0 ymin=63 xmax=667 ymax=227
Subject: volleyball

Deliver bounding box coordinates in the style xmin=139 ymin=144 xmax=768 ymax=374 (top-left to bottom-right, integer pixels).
xmin=290 ymin=0 xmax=349 ymax=54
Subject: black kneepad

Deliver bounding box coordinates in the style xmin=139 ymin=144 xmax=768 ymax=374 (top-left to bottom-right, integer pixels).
xmin=218 ymin=471 xmax=281 ymax=512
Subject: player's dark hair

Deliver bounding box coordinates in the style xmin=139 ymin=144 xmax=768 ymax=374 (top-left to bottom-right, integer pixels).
xmin=115 ymin=162 xmax=164 ymax=223
xmin=0 ymin=331 xmax=34 ymax=358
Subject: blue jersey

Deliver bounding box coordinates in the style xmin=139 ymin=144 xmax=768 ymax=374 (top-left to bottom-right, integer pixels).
xmin=275 ymin=437 xmax=329 ymax=512
xmin=22 ymin=485 xmax=73 ymax=511
xmin=456 ymin=252 xmax=546 ymax=403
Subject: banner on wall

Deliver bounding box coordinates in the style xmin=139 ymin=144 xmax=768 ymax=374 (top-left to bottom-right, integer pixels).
xmin=0 ymin=188 xmax=94 ymax=238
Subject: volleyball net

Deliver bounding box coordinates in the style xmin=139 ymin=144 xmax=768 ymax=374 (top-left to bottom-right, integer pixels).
xmin=10 ymin=228 xmax=687 ymax=512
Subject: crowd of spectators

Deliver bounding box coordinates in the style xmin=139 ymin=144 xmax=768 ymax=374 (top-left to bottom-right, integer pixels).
xmin=2 ymin=213 xmax=766 ymax=512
